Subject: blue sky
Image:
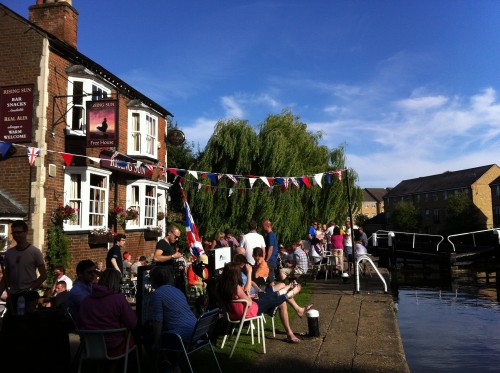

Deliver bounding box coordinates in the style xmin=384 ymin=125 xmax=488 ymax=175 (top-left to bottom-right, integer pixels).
xmin=6 ymin=1 xmax=500 ymax=187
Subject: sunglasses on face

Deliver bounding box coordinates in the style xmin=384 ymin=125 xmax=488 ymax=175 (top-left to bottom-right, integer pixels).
xmin=169 ymin=231 xmax=180 ymax=240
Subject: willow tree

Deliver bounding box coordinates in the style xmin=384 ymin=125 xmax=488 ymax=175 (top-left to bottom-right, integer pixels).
xmin=184 ymin=110 xmax=361 ymax=243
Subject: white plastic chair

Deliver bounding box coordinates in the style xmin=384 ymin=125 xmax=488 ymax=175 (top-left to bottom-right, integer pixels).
xmin=220 ymin=299 xmax=266 ymax=358
xmin=75 ymin=327 xmax=141 ymax=373
xmin=264 ymin=305 xmax=279 ymax=337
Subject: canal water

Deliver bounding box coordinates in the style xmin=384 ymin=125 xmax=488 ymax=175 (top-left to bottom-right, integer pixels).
xmin=393 ymin=266 xmax=500 ymax=372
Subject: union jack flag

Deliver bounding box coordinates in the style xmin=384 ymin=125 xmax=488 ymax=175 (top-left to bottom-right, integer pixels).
xmin=26 ymin=147 xmax=40 ymax=166
xmin=182 ymin=189 xmax=204 ymax=258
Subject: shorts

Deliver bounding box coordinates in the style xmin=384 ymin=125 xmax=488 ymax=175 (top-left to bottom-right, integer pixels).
xmin=254 ymin=291 xmax=287 ymax=316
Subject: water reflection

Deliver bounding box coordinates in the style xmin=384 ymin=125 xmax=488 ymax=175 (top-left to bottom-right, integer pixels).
xmin=393 ymin=265 xmax=500 ymax=372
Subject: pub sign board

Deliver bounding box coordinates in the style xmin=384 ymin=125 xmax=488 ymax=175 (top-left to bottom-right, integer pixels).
xmin=86 ymin=100 xmax=118 ymax=148
xmin=0 ymin=84 xmax=34 ymax=143
xmin=101 ymin=153 xmax=153 ymax=179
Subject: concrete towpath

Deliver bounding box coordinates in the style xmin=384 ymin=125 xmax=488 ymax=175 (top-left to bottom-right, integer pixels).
xmin=249 ymin=270 xmax=410 ymax=373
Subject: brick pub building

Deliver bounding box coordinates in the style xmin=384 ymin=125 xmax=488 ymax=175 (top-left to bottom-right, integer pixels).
xmin=0 ymin=0 xmax=174 ymax=277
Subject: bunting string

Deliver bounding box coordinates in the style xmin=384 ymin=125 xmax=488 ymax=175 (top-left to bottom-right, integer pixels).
xmin=2 ymin=141 xmax=346 ymax=190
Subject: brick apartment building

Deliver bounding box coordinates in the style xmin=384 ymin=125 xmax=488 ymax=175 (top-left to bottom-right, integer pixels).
xmin=0 ymin=0 xmax=174 ymax=274
xmin=384 ymin=164 xmax=500 ymax=234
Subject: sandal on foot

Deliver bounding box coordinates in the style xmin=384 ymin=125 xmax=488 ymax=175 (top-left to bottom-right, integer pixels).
xmin=298 ymin=304 xmax=314 ymax=319
xmin=284 ymin=336 xmax=301 ymax=344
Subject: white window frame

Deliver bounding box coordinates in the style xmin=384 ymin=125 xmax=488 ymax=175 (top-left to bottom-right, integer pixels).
xmin=63 ymin=167 xmax=112 ymax=231
xmin=126 ymin=180 xmax=158 ymax=229
xmin=66 ymin=76 xmax=111 ymax=136
xmin=156 ymin=187 xmax=167 ymax=234
xmin=127 ymin=108 xmax=158 ymax=159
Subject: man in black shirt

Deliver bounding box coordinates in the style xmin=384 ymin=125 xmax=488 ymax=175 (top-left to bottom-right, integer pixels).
xmin=106 ymin=234 xmax=126 ymax=275
xmin=153 ymin=225 xmax=183 ymax=286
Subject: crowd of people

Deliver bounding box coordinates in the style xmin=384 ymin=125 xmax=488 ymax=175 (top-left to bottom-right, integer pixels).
xmin=0 ymin=217 xmax=371 ymax=371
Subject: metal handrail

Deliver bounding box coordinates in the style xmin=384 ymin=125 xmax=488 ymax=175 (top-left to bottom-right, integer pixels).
xmin=369 ymin=230 xmax=445 ymax=252
xmin=446 ymin=228 xmax=500 ymax=252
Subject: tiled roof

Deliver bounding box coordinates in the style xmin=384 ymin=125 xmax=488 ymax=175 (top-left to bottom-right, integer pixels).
xmin=386 ymin=164 xmax=495 ymax=197
xmin=364 ymin=188 xmax=390 ymax=202
xmin=0 ymin=189 xmax=26 ymax=218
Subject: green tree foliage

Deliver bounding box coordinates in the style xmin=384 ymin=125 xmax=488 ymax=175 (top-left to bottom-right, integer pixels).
xmin=443 ymin=192 xmax=484 ymax=234
xmin=46 ymin=225 xmax=71 ymax=275
xmin=182 ymin=110 xmax=361 ymax=244
xmin=391 ymin=201 xmax=420 ymax=232
xmin=355 ymin=213 xmax=370 ymax=227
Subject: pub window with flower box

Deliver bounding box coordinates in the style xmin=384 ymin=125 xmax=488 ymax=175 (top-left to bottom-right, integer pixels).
xmin=126 ymin=180 xmax=157 ymax=228
xmin=64 ymin=167 xmax=111 ymax=231
xmin=127 ymin=104 xmax=158 ymax=159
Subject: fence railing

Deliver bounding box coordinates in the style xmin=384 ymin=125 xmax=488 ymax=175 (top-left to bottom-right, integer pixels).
xmin=369 ymin=228 xmax=500 ymax=253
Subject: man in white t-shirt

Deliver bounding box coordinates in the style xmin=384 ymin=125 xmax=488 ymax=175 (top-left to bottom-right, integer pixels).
xmin=239 ymin=220 xmax=266 ymax=265
xmin=50 ymin=265 xmax=73 ymax=295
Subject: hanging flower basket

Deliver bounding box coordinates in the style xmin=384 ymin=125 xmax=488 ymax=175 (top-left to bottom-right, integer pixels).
xmin=157 ymin=211 xmax=165 ymax=221
xmin=144 ymin=227 xmax=162 ymax=240
xmin=109 ymin=206 xmax=127 ymax=226
xmin=126 ymin=207 xmax=139 ymax=221
xmin=52 ymin=203 xmax=78 ymax=226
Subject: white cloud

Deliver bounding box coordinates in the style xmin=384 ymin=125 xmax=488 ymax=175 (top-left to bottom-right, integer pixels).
xmin=183 ymin=117 xmax=217 ymax=149
xmin=221 ymin=96 xmax=244 ymax=119
xmin=395 ymin=95 xmax=448 ymax=111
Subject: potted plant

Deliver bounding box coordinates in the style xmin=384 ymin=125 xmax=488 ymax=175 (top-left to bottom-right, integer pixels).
xmin=157 ymin=211 xmax=165 ymax=221
xmin=88 ymin=226 xmax=114 ymax=244
xmin=144 ymin=226 xmax=163 ymax=240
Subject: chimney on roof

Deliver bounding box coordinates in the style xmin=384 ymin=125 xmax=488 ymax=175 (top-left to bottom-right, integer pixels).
xmin=29 ymin=0 xmax=78 ymax=49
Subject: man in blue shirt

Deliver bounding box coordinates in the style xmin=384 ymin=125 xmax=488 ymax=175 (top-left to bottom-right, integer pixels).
xmin=263 ymin=219 xmax=279 ymax=286
xmin=68 ymin=259 xmax=96 ymax=322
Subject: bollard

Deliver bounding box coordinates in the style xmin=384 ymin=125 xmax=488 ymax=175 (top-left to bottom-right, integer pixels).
xmin=307 ymin=309 xmax=320 ymax=337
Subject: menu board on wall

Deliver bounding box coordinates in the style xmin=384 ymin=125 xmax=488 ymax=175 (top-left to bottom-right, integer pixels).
xmin=0 ymin=84 xmax=34 ymax=143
